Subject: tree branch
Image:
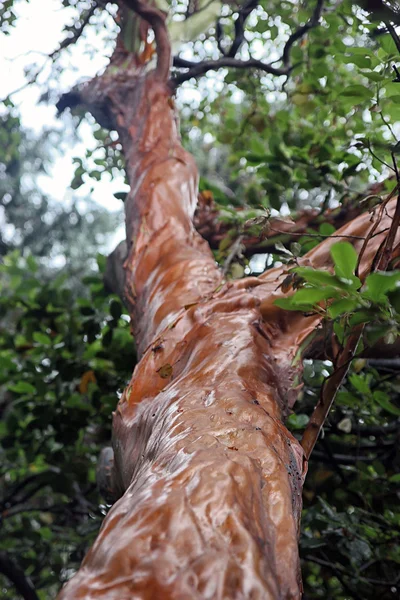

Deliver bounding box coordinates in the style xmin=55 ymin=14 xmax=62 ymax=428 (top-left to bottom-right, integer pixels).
xmin=172 ymin=55 xmax=288 ymax=85
xmin=0 ymin=552 xmax=39 ymax=600
xmin=122 ymin=0 xmax=170 ymax=80
xmin=172 ymin=0 xmax=324 ymax=86
xmin=282 ymin=0 xmax=325 ymax=69
xmin=228 ymin=0 xmax=260 ymax=58
xmin=0 ymin=469 xmax=60 ymax=511
xmin=385 ymin=21 xmax=400 ymax=53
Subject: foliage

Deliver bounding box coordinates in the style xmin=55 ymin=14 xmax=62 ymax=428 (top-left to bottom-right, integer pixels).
xmin=179 ymin=0 xmax=400 ymax=212
xmin=0 ymin=253 xmax=134 ymax=598
xmin=274 ymin=240 xmax=400 ymax=351
xmin=292 ymin=357 xmax=400 ymax=599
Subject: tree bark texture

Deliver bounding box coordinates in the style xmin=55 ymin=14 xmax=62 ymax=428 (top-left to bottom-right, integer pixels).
xmin=58 ymin=56 xmax=399 ymax=600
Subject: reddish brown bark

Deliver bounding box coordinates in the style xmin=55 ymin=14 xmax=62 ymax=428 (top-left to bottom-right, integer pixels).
xmin=194 ymin=180 xmax=390 ymax=258
xmin=57 ymin=41 xmax=399 ymax=600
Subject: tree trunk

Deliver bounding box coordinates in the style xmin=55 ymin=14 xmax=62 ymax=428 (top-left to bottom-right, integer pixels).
xmin=57 ymin=38 xmax=398 ymax=600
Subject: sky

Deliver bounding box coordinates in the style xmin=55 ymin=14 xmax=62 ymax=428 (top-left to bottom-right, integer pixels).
xmin=0 ymin=0 xmax=279 ymax=260
xmin=1 ymin=0 xmax=128 ymax=249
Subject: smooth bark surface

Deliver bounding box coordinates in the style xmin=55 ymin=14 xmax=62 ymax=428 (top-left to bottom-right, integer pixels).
xmin=58 ymin=53 xmax=399 ymax=600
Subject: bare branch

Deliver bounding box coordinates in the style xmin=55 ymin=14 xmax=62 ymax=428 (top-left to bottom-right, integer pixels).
xmin=0 ymin=469 xmax=60 ymax=511
xmin=282 ymin=0 xmax=325 ymax=68
xmin=222 ymin=234 xmax=244 ymax=275
xmin=216 ymin=20 xmax=226 ymax=56
xmin=301 ymin=323 xmax=365 ymax=461
xmin=172 ymin=55 xmax=288 ymax=85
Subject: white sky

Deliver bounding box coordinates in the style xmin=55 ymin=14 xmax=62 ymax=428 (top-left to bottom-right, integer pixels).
xmin=1 ymin=0 xmax=127 ymax=249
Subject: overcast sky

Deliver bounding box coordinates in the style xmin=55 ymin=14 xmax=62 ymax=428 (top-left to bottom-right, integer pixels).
xmin=1 ymin=0 xmax=127 ymax=249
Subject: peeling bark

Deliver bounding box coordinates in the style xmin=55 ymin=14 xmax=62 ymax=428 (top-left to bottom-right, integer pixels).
xmin=58 ymin=52 xmax=399 ymax=600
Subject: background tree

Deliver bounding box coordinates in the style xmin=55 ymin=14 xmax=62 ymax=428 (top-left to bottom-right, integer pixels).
xmin=1 ymin=1 xmax=400 ymax=599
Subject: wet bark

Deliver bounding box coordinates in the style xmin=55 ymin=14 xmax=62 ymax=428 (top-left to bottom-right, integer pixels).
xmin=57 ymin=53 xmax=399 ymax=600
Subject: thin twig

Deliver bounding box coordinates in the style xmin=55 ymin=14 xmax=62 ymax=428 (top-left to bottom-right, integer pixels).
xmin=301 ymin=324 xmax=364 ymax=460
xmin=304 ymin=554 xmax=400 ymax=588
xmin=367 ymin=142 xmax=394 ymax=171
xmin=216 ymin=20 xmax=226 ymax=56
xmin=50 ymin=3 xmax=98 ymax=59
xmin=355 ymin=183 xmax=399 ymax=277
xmin=222 ymin=235 xmax=244 ymax=275
xmin=376 ymin=173 xmax=400 ymax=270
xmin=268 ymin=226 xmax=366 ymax=241
xmin=0 ymin=469 xmax=60 ymax=510
xmin=1 ymin=4 xmax=98 ymax=103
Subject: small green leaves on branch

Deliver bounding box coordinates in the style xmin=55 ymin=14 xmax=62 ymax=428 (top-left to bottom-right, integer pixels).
xmin=274 ymin=242 xmax=400 ymax=342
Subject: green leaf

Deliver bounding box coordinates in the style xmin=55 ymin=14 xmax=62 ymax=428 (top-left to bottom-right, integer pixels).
xmin=26 ymin=255 xmax=39 ymax=272
xmin=349 ymin=373 xmax=370 ymax=396
xmin=330 ymin=242 xmax=358 ymax=280
xmin=33 ymin=332 xmax=52 ymax=345
xmin=364 ymin=271 xmax=400 ymax=303
xmin=336 ymin=391 xmax=360 ymax=407
xmin=294 ymin=267 xmax=338 ymax=287
xmin=373 ymin=391 xmax=400 ymax=416
xmin=363 ymin=71 xmax=385 ymax=82
xmin=274 ymin=297 xmax=307 ymax=312
xmin=114 ymin=191 xmax=127 ymax=202
xmin=9 ymin=381 xmax=37 ymax=395
xmin=348 ymin=309 xmax=374 ymax=326
xmin=96 ymin=253 xmax=107 ymax=273
xmin=343 ymin=54 xmax=371 ymax=69
xmin=287 ymin=413 xmax=309 ymax=430
xmin=380 ymin=33 xmax=398 ymax=56
xmin=328 ymin=298 xmax=358 ymax=319
xmin=319 ymin=223 xmax=336 ymax=236
xmin=340 ymin=85 xmax=374 ymax=101
xmin=290 ymin=287 xmax=334 ymax=306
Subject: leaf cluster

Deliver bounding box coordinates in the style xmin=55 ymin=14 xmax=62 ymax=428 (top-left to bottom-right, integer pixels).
xmin=0 ymin=252 xmax=135 ymax=598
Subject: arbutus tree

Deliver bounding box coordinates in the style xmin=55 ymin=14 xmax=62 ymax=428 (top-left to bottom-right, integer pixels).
xmin=2 ymin=1 xmax=400 ymax=599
